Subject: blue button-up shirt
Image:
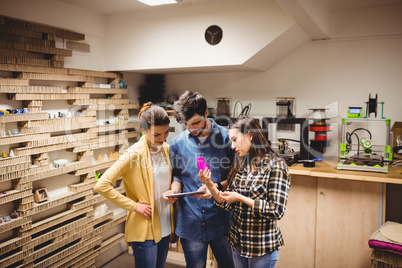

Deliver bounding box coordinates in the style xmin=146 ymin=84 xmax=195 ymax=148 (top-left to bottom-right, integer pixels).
xmin=170 ymin=119 xmax=234 ymax=241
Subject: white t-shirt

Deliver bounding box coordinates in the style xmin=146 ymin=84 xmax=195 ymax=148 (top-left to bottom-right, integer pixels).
xmin=150 ymin=147 xmax=171 ymax=238
xmin=198 ymin=135 xmax=208 ymax=144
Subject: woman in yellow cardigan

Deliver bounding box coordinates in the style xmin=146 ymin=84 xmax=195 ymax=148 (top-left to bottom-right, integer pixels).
xmin=94 ymin=102 xmax=177 ymax=268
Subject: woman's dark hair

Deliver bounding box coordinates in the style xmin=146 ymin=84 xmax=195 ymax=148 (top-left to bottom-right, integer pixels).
xmin=138 ymin=102 xmax=170 ymax=131
xmin=226 ymin=116 xmax=278 ymax=185
xmin=173 ymin=91 xmax=207 ymax=123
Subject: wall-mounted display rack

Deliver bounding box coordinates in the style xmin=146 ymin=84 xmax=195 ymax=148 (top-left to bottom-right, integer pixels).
xmin=0 ymin=15 xmax=138 ymax=267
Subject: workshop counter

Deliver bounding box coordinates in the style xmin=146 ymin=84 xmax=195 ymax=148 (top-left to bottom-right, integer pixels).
xmin=289 ymin=159 xmax=402 ymax=184
xmin=277 ymin=159 xmax=401 ymax=268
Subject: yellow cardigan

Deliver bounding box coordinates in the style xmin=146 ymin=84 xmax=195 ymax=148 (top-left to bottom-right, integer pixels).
xmin=94 ymin=136 xmax=176 ymax=243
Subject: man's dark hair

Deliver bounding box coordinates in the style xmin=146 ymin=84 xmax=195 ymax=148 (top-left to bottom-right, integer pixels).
xmin=173 ymin=91 xmax=207 ymax=123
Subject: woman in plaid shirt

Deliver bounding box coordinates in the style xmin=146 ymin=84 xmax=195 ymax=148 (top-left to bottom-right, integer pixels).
xmin=199 ymin=116 xmax=291 ymax=268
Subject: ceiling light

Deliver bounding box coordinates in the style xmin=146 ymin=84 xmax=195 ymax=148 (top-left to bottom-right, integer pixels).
xmin=137 ymin=0 xmax=182 ymax=6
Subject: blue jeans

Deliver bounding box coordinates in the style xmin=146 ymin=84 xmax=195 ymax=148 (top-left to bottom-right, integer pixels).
xmin=232 ymin=246 xmax=279 ymax=268
xmin=130 ymin=235 xmax=170 ymax=268
xmin=180 ymin=235 xmax=234 ymax=268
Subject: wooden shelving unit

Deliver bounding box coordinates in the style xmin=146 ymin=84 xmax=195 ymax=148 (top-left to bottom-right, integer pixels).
xmin=0 ymin=15 xmax=138 ymax=268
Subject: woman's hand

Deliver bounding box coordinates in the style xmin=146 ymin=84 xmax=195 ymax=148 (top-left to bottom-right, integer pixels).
xmin=197 ymin=168 xmax=215 ymax=199
xmin=163 ymin=189 xmax=178 ymax=204
xmin=198 ymin=168 xmax=214 ymax=187
xmin=220 ymin=191 xmax=241 ymax=204
xmin=135 ymin=202 xmax=152 ymax=220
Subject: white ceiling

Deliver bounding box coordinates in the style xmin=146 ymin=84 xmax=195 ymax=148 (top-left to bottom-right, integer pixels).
xmin=57 ymin=0 xmax=402 ymax=15
xmin=327 ymin=0 xmax=402 ymax=11
xmin=54 ymin=0 xmax=402 ymax=73
xmin=57 ymin=0 xmax=220 ymax=14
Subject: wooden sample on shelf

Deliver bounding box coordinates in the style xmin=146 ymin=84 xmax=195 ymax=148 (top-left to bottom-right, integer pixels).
xmin=34 ymin=187 xmax=49 ymax=203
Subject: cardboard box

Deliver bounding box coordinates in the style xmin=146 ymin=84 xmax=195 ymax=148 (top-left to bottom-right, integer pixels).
xmin=391 ymin=122 xmax=402 ymax=157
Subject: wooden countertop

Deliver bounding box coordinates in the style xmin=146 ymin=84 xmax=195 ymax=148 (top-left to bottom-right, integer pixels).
xmin=289 ymin=158 xmax=402 ymax=184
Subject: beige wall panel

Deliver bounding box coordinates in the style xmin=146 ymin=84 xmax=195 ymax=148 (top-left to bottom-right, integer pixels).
xmin=277 ymin=175 xmax=318 ymax=268
xmin=315 ymin=179 xmax=379 ymax=268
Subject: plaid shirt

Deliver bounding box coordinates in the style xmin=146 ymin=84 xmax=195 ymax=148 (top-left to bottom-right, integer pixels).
xmin=216 ymin=153 xmax=291 ymax=258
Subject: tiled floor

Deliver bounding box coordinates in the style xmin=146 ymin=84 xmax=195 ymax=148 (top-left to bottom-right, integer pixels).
xmin=100 ymin=251 xmax=184 ymax=268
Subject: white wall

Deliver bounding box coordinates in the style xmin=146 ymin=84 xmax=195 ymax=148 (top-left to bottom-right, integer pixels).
xmin=161 ymin=4 xmax=402 ymax=122
xmin=162 ymin=35 xmax=402 ymax=156
xmin=104 ymin=0 xmax=295 ymax=71
xmin=2 ymin=0 xmax=401 ymax=156
xmin=164 ymin=36 xmax=402 ymax=120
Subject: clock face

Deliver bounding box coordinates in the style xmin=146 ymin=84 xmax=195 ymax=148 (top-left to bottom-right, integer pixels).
xmin=205 ymin=25 xmax=223 ymax=46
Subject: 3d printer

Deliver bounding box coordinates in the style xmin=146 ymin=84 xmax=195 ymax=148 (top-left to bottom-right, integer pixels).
xmin=262 ymin=117 xmax=308 ymax=165
xmin=262 ymin=108 xmax=331 ymax=165
xmin=337 ymin=94 xmax=392 ymax=173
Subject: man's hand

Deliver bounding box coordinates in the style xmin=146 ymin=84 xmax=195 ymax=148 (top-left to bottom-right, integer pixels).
xmin=170 ymin=233 xmax=179 ymax=243
xmin=194 ymin=184 xmax=212 ymax=199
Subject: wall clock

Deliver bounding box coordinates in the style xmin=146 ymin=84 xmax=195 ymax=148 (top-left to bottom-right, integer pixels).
xmin=205 ymin=25 xmax=223 ymax=46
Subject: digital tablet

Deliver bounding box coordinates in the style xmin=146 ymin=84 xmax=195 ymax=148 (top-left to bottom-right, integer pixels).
xmin=166 ymin=190 xmax=206 ymax=198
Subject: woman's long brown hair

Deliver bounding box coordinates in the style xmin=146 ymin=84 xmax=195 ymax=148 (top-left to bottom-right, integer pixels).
xmin=226 ymin=116 xmax=278 ymax=186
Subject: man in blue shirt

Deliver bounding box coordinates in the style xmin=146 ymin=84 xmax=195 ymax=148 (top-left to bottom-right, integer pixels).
xmin=169 ymin=91 xmax=235 ymax=268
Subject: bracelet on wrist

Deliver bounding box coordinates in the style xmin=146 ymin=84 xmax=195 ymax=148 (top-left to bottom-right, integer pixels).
xmin=217 ymin=182 xmax=223 ymax=191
